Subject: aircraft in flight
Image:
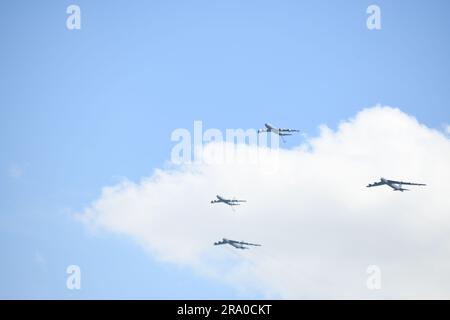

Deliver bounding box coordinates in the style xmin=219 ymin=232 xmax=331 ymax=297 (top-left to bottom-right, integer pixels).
xmin=211 ymin=195 xmax=247 ymax=207
xmin=257 ymin=123 xmax=300 ymax=142
xmin=214 ymin=238 xmax=261 ymax=250
xmin=366 ymin=178 xmax=426 ymax=192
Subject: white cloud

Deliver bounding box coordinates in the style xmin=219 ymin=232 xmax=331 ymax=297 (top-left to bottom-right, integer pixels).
xmin=446 ymin=124 xmax=450 ymax=135
xmin=79 ymin=106 xmax=450 ymax=299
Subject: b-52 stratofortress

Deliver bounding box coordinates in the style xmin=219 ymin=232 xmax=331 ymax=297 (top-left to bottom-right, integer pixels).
xmin=367 ymin=177 xmax=426 ymax=192
xmin=257 ymin=123 xmax=300 ymax=142
xmin=214 ymin=238 xmax=261 ymax=250
xmin=211 ymin=195 xmax=246 ymax=207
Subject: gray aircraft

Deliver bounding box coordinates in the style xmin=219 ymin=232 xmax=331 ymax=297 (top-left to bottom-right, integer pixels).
xmin=257 ymin=123 xmax=300 ymax=142
xmin=211 ymin=195 xmax=246 ymax=207
xmin=214 ymin=238 xmax=261 ymax=250
xmin=367 ymin=177 xmax=426 ymax=192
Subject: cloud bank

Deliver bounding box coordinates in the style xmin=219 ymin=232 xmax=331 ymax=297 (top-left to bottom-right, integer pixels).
xmin=80 ymin=106 xmax=450 ymax=298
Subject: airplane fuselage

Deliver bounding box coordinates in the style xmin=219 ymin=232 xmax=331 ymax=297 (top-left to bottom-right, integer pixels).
xmin=220 ymin=239 xmax=248 ymax=249
xmin=214 ymin=238 xmax=260 ymax=249
xmin=212 ymin=195 xmax=244 ymax=206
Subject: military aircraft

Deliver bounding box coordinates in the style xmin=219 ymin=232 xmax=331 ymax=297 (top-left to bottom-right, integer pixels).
xmin=214 ymin=238 xmax=261 ymax=250
xmin=367 ymin=178 xmax=426 ymax=192
xmin=211 ymin=195 xmax=246 ymax=207
xmin=257 ymin=123 xmax=300 ymax=142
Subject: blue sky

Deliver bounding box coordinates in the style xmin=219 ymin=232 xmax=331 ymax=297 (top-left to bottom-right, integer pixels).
xmin=1 ymin=0 xmax=449 ymax=299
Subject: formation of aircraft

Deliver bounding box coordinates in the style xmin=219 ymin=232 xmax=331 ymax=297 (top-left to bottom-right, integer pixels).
xmin=210 ymin=195 xmax=247 ymax=207
xmin=257 ymin=123 xmax=300 ymax=142
xmin=214 ymin=238 xmax=261 ymax=250
xmin=366 ymin=177 xmax=426 ymax=192
xmin=210 ymin=122 xmax=427 ymax=251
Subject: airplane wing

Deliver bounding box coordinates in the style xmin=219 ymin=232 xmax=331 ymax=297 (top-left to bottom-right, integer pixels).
xmin=230 ymin=199 xmax=246 ymax=203
xmin=214 ymin=240 xmax=227 ymax=246
xmin=238 ymin=241 xmax=261 ymax=247
xmin=366 ymin=181 xmax=386 ymax=187
xmin=387 ymin=180 xmax=426 ymax=186
xmin=279 ymin=128 xmax=300 ymax=132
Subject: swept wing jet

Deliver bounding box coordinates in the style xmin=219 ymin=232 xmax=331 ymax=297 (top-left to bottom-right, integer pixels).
xmin=211 ymin=195 xmax=246 ymax=207
xmin=257 ymin=123 xmax=300 ymax=142
xmin=214 ymin=238 xmax=261 ymax=250
xmin=367 ymin=177 xmax=426 ymax=192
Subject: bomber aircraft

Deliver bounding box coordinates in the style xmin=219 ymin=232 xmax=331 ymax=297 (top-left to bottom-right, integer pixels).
xmin=214 ymin=238 xmax=261 ymax=250
xmin=211 ymin=195 xmax=246 ymax=207
xmin=257 ymin=123 xmax=300 ymax=142
xmin=367 ymin=177 xmax=426 ymax=192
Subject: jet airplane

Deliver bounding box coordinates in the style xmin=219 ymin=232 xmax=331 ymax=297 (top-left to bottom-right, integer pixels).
xmin=366 ymin=178 xmax=426 ymax=192
xmin=211 ymin=195 xmax=246 ymax=207
xmin=214 ymin=238 xmax=261 ymax=250
xmin=257 ymin=123 xmax=300 ymax=142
